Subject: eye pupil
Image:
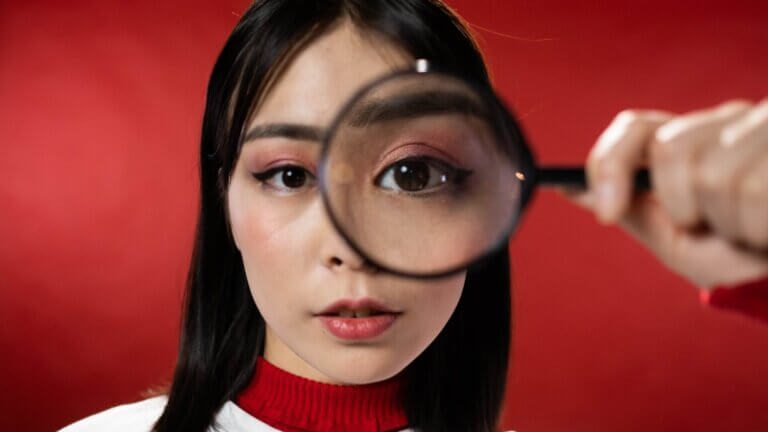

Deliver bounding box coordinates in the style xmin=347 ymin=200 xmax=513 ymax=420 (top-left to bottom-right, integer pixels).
xmin=282 ymin=168 xmax=306 ymax=188
xmin=394 ymin=160 xmax=430 ymax=192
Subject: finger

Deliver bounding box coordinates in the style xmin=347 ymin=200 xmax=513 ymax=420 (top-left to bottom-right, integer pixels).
xmin=739 ymin=153 xmax=768 ymax=250
xmin=618 ymin=193 xmax=676 ymax=260
xmin=587 ymin=109 xmax=672 ymax=223
xmin=555 ymin=186 xmax=594 ymax=211
xmin=697 ymin=100 xmax=768 ymax=243
xmin=650 ymin=100 xmax=752 ymax=228
xmin=619 ymin=193 xmax=768 ymax=288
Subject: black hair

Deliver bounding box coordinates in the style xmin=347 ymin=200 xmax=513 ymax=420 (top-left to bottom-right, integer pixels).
xmin=153 ymin=1 xmax=511 ymax=431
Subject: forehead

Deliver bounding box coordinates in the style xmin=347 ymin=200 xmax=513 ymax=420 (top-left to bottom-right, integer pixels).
xmin=250 ymin=21 xmax=413 ymax=129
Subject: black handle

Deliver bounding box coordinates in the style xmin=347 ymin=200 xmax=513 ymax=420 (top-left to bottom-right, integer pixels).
xmin=537 ymin=166 xmax=651 ymax=191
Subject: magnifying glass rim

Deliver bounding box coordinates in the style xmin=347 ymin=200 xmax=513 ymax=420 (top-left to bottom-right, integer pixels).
xmin=318 ymin=64 xmax=539 ymax=279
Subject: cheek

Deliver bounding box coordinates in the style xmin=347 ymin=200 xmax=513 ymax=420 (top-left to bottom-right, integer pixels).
xmin=228 ymin=175 xmax=310 ymax=265
xmin=229 ymin=184 xmax=284 ymax=264
xmin=403 ymin=274 xmax=465 ymax=347
xmin=227 ymin=179 xmax=311 ymax=318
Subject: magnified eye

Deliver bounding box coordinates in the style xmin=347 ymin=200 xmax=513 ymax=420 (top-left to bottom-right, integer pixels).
xmin=252 ymin=165 xmax=316 ymax=192
xmin=374 ymin=156 xmax=472 ymax=194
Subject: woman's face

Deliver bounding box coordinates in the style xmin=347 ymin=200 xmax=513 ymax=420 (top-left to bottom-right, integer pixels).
xmin=227 ymin=21 xmax=466 ymax=385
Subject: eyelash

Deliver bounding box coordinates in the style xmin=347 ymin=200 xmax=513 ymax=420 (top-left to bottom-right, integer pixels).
xmin=251 ymin=164 xmax=317 ymax=193
xmin=374 ymin=156 xmax=473 ymax=197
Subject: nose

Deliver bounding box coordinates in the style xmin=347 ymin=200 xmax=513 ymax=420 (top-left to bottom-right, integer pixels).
xmin=322 ymin=230 xmax=376 ymax=274
xmin=314 ymin=201 xmax=376 ymax=274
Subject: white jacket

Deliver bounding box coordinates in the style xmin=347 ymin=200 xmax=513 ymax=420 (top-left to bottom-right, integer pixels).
xmin=59 ymin=396 xmax=415 ymax=432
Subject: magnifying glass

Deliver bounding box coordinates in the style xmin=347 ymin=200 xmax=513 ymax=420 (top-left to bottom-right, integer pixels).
xmin=319 ymin=59 xmax=649 ymax=278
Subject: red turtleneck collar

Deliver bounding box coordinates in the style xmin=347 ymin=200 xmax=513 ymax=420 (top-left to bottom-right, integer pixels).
xmin=236 ymin=357 xmax=409 ymax=432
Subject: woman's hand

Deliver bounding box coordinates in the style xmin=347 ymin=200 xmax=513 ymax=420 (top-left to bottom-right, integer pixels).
xmin=568 ymin=99 xmax=768 ymax=289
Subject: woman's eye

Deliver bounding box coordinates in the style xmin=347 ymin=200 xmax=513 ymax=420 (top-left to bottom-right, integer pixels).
xmin=252 ymin=165 xmax=316 ymax=192
xmin=374 ymin=157 xmax=472 ymax=194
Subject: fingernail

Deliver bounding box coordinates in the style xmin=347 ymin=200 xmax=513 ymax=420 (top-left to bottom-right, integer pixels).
xmin=597 ymin=182 xmax=618 ymax=223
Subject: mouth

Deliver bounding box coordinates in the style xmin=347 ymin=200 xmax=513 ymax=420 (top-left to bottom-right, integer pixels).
xmin=314 ymin=298 xmax=402 ymax=340
xmin=317 ymin=308 xmax=396 ymax=318
xmin=314 ymin=297 xmax=401 ymax=317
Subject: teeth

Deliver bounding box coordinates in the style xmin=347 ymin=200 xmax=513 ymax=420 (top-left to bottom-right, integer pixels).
xmin=334 ymin=308 xmax=377 ymax=318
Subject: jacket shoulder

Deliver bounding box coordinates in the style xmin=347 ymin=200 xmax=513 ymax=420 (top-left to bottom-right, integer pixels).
xmin=59 ymin=396 xmax=168 ymax=432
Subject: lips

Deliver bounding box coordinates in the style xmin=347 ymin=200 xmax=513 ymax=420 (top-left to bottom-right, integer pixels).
xmin=315 ymin=297 xmax=401 ymax=340
xmin=315 ymin=298 xmax=400 ymax=317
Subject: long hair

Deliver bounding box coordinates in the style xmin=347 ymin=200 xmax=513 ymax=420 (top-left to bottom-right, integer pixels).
xmin=153 ymin=1 xmax=512 ymax=431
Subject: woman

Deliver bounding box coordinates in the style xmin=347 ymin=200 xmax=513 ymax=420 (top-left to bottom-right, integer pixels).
xmin=61 ymin=0 xmax=768 ymax=431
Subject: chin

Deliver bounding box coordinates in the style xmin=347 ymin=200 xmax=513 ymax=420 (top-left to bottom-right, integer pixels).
xmin=310 ymin=345 xmax=417 ymax=385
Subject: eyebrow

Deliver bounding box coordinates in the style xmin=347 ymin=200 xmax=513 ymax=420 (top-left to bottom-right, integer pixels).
xmin=240 ymin=90 xmax=486 ymax=144
xmin=242 ymin=123 xmax=324 ymax=145
xmin=347 ymin=90 xmax=487 ymax=127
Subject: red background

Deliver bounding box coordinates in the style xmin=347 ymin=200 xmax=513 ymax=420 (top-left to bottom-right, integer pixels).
xmin=2 ymin=1 xmax=767 ymax=431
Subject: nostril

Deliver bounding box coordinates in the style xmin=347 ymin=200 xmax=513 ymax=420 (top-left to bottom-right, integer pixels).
xmin=329 ymin=257 xmax=343 ymax=266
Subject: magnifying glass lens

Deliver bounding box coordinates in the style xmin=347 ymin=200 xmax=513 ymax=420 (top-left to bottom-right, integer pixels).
xmin=322 ymin=72 xmax=527 ymax=277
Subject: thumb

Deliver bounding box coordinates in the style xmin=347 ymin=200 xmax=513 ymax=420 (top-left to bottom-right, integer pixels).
xmin=555 ymin=186 xmax=595 ymax=212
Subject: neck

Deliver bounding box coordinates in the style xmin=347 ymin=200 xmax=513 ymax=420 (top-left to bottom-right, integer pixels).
xmin=236 ymin=356 xmax=409 ymax=432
